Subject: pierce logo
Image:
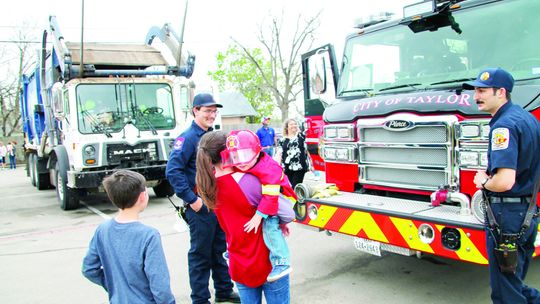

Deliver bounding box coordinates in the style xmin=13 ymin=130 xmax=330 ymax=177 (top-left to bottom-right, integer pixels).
xmin=384 ymin=120 xmax=413 ymax=131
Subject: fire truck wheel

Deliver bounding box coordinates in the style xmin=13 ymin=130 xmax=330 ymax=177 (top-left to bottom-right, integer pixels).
xmin=55 ymin=162 xmax=80 ymax=210
xmin=153 ymin=179 xmax=174 ymax=198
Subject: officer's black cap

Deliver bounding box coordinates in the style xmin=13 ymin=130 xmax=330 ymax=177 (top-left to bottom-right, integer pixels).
xmin=192 ymin=93 xmax=223 ymax=108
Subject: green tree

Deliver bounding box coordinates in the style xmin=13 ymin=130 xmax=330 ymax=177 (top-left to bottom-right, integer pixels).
xmin=209 ymin=44 xmax=273 ymax=123
xmin=210 ymin=11 xmax=321 ymax=121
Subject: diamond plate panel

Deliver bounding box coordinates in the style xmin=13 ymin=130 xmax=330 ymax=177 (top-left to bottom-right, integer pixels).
xmin=364 ymin=166 xmax=446 ymax=188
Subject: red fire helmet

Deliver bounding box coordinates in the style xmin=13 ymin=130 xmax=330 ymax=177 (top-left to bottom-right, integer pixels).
xmin=221 ymin=130 xmax=262 ymax=168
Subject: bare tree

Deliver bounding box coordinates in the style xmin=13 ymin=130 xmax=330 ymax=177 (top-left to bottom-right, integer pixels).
xmin=232 ymin=11 xmax=321 ymax=121
xmin=0 ymin=24 xmax=36 ymax=136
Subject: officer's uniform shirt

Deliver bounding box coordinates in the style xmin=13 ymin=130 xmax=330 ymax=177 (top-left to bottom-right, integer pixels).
xmin=486 ymin=101 xmax=540 ymax=197
xmin=166 ymin=120 xmax=209 ymax=204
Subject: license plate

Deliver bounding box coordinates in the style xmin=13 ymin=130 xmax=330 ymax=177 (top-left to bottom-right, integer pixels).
xmin=353 ymin=237 xmax=381 ymax=256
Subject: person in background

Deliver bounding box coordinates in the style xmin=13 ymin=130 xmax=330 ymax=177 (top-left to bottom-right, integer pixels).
xmin=196 ymin=131 xmax=291 ymax=304
xmin=7 ymin=141 xmax=16 ymax=169
xmin=0 ymin=141 xmax=7 ymax=170
xmin=463 ymin=68 xmax=540 ymax=304
xmin=165 ymin=93 xmax=239 ymax=304
xmin=82 ymin=170 xmax=176 ymax=304
xmin=221 ymin=130 xmax=296 ymax=282
xmin=276 ymin=119 xmax=312 ymax=189
xmin=256 ymin=116 xmax=276 ymax=157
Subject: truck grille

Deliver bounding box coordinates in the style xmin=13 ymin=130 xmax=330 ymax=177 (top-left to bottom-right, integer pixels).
xmin=360 ymin=125 xmax=447 ymax=143
xmin=106 ymin=141 xmax=158 ymax=165
xmin=357 ymin=116 xmax=455 ymax=191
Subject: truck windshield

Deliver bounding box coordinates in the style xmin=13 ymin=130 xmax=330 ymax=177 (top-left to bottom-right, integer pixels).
xmin=76 ymin=83 xmax=175 ymax=134
xmin=338 ymin=0 xmax=540 ymax=97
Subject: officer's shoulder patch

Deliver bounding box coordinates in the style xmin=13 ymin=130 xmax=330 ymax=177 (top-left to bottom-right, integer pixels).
xmin=173 ymin=137 xmax=185 ymax=151
xmin=492 ymin=127 xmax=509 ymax=150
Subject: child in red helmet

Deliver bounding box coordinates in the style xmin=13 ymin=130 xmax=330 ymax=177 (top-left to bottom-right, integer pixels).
xmin=221 ymin=129 xmax=296 ymax=282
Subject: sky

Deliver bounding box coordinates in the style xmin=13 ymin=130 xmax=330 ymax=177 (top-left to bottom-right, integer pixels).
xmin=0 ymin=0 xmax=416 ymax=91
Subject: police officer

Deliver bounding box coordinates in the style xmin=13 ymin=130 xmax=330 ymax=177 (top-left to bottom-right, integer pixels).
xmin=463 ymin=68 xmax=540 ymax=304
xmin=166 ymin=93 xmax=240 ymax=304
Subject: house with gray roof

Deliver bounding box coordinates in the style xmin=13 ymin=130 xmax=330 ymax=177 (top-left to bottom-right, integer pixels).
xmin=218 ymin=91 xmax=257 ymax=125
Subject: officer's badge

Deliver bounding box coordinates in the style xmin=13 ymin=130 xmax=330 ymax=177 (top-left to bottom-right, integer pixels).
xmin=173 ymin=137 xmax=185 ymax=151
xmin=480 ymin=72 xmax=490 ymax=81
xmin=492 ymin=128 xmax=509 ymax=150
xmin=226 ymin=135 xmax=239 ymax=149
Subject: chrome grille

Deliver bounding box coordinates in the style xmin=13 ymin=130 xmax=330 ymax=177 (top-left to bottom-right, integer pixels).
xmin=360 ymin=125 xmax=447 ymax=143
xmin=357 ymin=115 xmax=455 ymax=191
xmin=361 ymin=147 xmax=448 ymax=166
xmin=362 ymin=166 xmax=447 ymax=189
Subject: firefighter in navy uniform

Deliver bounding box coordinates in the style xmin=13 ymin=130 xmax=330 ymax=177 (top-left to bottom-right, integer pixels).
xmin=464 ymin=68 xmax=540 ymax=304
xmin=166 ymin=93 xmax=240 ymax=304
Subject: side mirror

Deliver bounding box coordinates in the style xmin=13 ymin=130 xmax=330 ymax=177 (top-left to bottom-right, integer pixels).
xmin=52 ymin=83 xmax=66 ymax=120
xmin=309 ymin=52 xmax=327 ymax=95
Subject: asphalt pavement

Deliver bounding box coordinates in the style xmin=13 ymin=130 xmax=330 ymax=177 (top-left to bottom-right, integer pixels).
xmin=2 ymin=167 xmax=540 ymax=303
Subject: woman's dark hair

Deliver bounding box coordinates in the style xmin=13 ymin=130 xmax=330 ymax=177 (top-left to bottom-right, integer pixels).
xmin=195 ymin=131 xmax=227 ymax=209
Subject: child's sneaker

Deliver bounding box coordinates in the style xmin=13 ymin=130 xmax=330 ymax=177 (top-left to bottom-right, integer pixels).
xmin=267 ymin=265 xmax=292 ymax=282
xmin=222 ymin=251 xmax=229 ymax=262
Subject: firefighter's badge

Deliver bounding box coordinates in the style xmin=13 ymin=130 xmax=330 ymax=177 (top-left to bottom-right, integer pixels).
xmin=491 ymin=127 xmax=509 ymax=150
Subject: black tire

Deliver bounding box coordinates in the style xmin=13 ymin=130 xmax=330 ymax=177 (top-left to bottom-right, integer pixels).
xmin=31 ymin=154 xmax=51 ymax=190
xmin=55 ymin=162 xmax=80 ymax=210
xmin=29 ymin=154 xmax=37 ymax=187
xmin=153 ymin=179 xmax=174 ymax=198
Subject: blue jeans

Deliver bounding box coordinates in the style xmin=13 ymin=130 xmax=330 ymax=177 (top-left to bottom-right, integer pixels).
xmin=9 ymin=154 xmax=16 ymax=169
xmin=486 ymin=202 xmax=540 ymax=304
xmin=262 ymin=147 xmax=274 ymax=157
xmin=236 ymin=275 xmax=290 ymax=304
xmin=263 ymin=216 xmax=289 ymax=267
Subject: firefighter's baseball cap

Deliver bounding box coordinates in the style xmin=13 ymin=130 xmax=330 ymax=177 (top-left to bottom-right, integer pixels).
xmin=221 ymin=130 xmax=262 ymax=168
xmin=463 ymin=67 xmax=514 ymax=92
xmin=192 ymin=93 xmax=223 ymax=108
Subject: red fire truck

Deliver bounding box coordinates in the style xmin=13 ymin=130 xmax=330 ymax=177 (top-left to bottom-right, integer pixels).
xmin=297 ymin=0 xmax=540 ymax=264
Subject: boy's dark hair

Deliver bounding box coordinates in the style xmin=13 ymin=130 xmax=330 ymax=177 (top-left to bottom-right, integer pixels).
xmin=102 ymin=170 xmax=146 ymax=209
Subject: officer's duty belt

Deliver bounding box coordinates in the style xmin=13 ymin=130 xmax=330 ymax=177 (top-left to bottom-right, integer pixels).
xmin=489 ymin=196 xmax=531 ymax=204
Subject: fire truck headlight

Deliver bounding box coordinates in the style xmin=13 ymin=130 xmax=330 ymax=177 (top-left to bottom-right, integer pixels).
xmin=324 ymin=127 xmax=337 ymax=139
xmin=337 ymin=126 xmax=354 ymax=140
xmin=308 ymin=205 xmax=319 ymax=220
xmin=324 ymin=124 xmax=355 ymax=141
xmin=324 ymin=147 xmax=337 ymax=160
xmin=471 ymin=190 xmax=486 ymax=223
xmin=323 ymin=145 xmax=357 ymax=162
xmin=336 ymin=148 xmax=349 ymax=160
xmin=461 ymin=125 xmax=480 ymax=138
xmin=459 ymin=151 xmax=479 ymax=166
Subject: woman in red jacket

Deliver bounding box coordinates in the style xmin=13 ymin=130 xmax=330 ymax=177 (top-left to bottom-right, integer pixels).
xmin=195 ymin=131 xmax=290 ymax=304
